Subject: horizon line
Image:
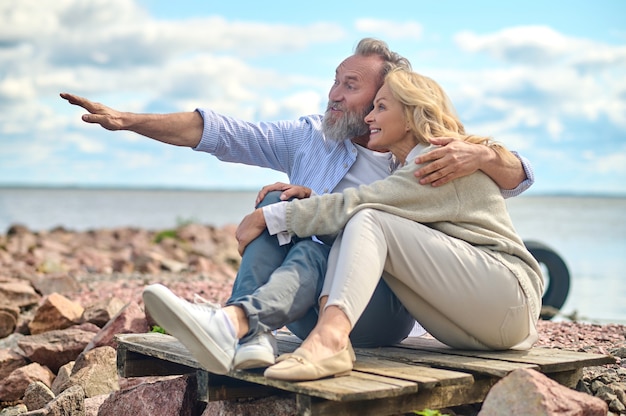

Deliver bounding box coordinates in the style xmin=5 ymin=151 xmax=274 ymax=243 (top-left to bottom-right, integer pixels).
xmin=1 ymin=183 xmax=625 ymax=198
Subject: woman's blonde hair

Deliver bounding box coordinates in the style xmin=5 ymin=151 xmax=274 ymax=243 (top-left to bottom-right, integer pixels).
xmin=385 ymin=68 xmax=514 ymax=161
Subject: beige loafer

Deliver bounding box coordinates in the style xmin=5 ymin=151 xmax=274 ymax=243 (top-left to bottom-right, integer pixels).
xmin=276 ymin=342 xmax=356 ymax=364
xmin=264 ymin=345 xmax=353 ymax=381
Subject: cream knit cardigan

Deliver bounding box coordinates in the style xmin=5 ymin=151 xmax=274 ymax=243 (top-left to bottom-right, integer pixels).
xmin=285 ymin=144 xmax=544 ymax=322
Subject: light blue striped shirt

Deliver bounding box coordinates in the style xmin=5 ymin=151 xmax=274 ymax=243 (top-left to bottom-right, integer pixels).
xmin=193 ymin=108 xmax=534 ymax=198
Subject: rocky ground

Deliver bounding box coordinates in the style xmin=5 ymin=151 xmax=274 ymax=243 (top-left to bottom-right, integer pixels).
xmin=1 ymin=223 xmax=625 ymax=415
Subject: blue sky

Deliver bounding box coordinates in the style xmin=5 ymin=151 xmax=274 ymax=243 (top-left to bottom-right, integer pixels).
xmin=1 ymin=0 xmax=625 ymax=195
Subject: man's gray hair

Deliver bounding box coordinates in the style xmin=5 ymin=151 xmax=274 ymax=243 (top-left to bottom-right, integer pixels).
xmin=354 ymin=38 xmax=412 ymax=83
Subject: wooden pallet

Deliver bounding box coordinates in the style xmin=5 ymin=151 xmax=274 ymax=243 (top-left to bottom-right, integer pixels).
xmin=116 ymin=332 xmax=614 ymax=416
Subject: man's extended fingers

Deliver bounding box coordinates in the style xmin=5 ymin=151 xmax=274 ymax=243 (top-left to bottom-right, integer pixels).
xmin=281 ymin=187 xmax=306 ymax=200
xmin=415 ymin=156 xmax=441 ymax=178
xmin=416 ymin=160 xmax=455 ymax=185
xmin=61 ymin=92 xmax=99 ymax=114
xmin=61 ymin=92 xmax=84 ymax=106
xmin=82 ymin=113 xmax=103 ymax=124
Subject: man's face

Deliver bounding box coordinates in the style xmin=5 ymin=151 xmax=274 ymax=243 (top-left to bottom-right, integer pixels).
xmin=323 ymin=54 xmax=384 ymax=142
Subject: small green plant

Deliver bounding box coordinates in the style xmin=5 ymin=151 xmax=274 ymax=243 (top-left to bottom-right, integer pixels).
xmin=413 ymin=410 xmax=450 ymax=416
xmin=150 ymin=325 xmax=167 ymax=334
xmin=153 ymin=229 xmax=178 ymax=243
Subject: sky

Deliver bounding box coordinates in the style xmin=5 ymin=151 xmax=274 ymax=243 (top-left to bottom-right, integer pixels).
xmin=1 ymin=0 xmax=625 ymax=195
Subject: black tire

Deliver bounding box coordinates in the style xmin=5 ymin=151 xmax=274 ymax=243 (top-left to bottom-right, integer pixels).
xmin=523 ymin=240 xmax=571 ymax=320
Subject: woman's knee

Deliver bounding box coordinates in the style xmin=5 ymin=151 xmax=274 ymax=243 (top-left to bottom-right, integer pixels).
xmin=344 ymin=209 xmax=381 ymax=232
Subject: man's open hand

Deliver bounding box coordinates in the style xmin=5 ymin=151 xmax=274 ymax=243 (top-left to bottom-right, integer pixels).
xmin=414 ymin=137 xmax=488 ymax=187
xmin=60 ymin=92 xmax=124 ymax=131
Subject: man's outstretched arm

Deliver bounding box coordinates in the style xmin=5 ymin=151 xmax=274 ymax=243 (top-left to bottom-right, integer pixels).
xmin=60 ymin=93 xmax=204 ymax=148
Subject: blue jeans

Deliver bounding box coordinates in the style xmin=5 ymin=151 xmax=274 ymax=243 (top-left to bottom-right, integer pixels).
xmin=226 ymin=192 xmax=415 ymax=348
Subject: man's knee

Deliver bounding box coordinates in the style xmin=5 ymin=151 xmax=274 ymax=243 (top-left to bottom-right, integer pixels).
xmin=256 ymin=191 xmax=284 ymax=208
xmin=288 ymin=240 xmax=330 ymax=263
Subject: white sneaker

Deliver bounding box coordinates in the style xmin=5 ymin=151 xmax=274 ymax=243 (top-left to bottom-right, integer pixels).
xmin=142 ymin=283 xmax=237 ymax=375
xmin=233 ymin=331 xmax=278 ymax=370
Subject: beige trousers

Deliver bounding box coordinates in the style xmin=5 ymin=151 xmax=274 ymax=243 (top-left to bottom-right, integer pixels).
xmin=322 ymin=209 xmax=537 ymax=350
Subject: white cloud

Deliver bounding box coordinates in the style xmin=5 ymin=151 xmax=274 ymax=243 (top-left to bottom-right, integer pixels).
xmin=546 ymin=119 xmax=564 ymax=138
xmin=584 ymin=149 xmax=626 ymax=174
xmin=355 ymin=18 xmax=423 ymax=40
xmin=455 ymin=25 xmax=581 ymax=63
xmin=252 ymin=90 xmax=323 ymax=121
xmin=452 ymin=26 xmax=626 ymax=126
xmin=0 ymin=0 xmax=345 ymax=70
xmin=63 ymin=133 xmax=106 ymax=154
xmin=432 ymin=25 xmax=626 ymax=147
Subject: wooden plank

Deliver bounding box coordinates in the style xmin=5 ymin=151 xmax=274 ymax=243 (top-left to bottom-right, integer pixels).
xmin=297 ymin=377 xmax=498 ymax=416
xmin=358 ymin=345 xmax=539 ymax=378
xmin=353 ymin=355 xmax=473 ymax=388
xmin=546 ymin=368 xmax=583 ymax=389
xmin=116 ymin=333 xmax=200 ymax=368
xmin=230 ymin=369 xmax=419 ymax=402
xmin=400 ymin=337 xmax=615 ymax=371
xmin=117 ymin=344 xmax=196 ymax=377
xmin=196 ymin=371 xmax=287 ymax=402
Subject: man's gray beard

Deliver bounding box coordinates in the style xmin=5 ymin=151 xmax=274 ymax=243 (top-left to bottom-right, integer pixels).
xmin=322 ymin=107 xmax=370 ymax=141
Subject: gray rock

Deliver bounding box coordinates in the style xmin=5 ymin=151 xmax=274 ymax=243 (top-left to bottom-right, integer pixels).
xmin=69 ymin=346 xmax=119 ymax=398
xmin=23 ymin=381 xmax=55 ymax=411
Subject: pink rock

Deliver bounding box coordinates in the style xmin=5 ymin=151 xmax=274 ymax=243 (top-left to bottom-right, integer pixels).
xmin=74 ymin=246 xmax=114 ymax=274
xmin=0 ymin=306 xmax=18 ymax=338
xmin=75 ymin=322 xmax=103 ymax=334
xmin=82 ymin=301 xmax=149 ymax=352
xmin=189 ymin=255 xmax=214 ymax=274
xmin=0 ymin=348 xmax=28 ymax=379
xmin=0 ymin=280 xmax=40 ymax=310
xmin=28 ymin=292 xmax=84 ymax=335
xmin=30 ymin=272 xmax=80 ymax=296
xmin=85 ymin=394 xmax=110 ymax=416
xmin=18 ymin=327 xmax=96 ymax=373
xmin=0 ymin=362 xmax=55 ymax=402
xmin=478 ymin=368 xmax=608 ymax=416
xmin=97 ymin=375 xmax=197 ymax=416
xmin=81 ymin=297 xmax=126 ymax=328
xmin=51 ymin=361 xmax=75 ymax=396
xmin=4 ymin=228 xmax=37 ymax=256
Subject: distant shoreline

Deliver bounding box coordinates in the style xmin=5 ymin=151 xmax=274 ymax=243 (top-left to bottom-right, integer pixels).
xmin=1 ymin=184 xmax=625 ymax=199
xmin=0 ymin=184 xmax=259 ymax=193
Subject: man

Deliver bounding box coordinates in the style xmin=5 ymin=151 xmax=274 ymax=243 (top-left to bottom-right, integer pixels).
xmin=62 ymin=38 xmax=533 ymax=375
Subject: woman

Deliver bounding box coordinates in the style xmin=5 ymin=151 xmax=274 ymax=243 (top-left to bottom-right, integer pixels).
xmin=236 ymin=68 xmax=544 ymax=381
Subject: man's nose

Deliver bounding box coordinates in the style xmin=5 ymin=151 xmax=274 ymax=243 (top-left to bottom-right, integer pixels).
xmin=328 ymin=86 xmax=343 ymax=102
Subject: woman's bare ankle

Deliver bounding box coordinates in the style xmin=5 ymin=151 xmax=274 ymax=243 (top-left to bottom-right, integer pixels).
xmin=300 ymin=327 xmax=349 ymax=359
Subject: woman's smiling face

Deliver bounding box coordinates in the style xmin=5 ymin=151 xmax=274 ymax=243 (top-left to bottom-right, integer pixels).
xmin=364 ymin=82 xmax=415 ymax=162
